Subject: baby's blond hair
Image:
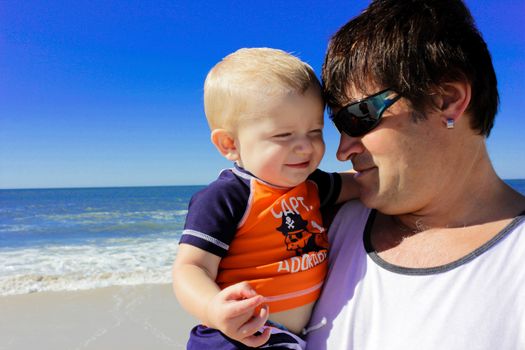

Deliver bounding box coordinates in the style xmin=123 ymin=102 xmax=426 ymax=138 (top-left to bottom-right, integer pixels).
xmin=204 ymin=48 xmax=321 ymax=130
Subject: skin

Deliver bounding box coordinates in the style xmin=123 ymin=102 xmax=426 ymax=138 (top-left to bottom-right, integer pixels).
xmin=335 ymin=82 xmax=525 ymax=268
xmin=230 ymin=86 xmax=326 ymax=188
xmin=173 ymin=86 xmax=359 ymax=346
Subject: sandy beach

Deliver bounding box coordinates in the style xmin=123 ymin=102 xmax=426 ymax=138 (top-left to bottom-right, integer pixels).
xmin=0 ymin=284 xmax=197 ymax=350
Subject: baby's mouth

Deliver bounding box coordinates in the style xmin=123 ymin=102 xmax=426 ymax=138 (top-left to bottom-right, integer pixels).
xmin=286 ymin=161 xmax=310 ymax=168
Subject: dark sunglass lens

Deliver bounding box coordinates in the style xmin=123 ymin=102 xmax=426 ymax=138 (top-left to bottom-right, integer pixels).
xmin=339 ymin=102 xmax=380 ymax=136
xmin=332 ymin=89 xmax=399 ymax=137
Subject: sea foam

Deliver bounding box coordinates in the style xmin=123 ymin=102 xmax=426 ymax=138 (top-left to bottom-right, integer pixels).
xmin=0 ymin=234 xmax=180 ymax=296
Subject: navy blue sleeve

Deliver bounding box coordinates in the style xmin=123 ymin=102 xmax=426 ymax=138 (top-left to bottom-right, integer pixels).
xmin=179 ymin=170 xmax=250 ymax=257
xmin=307 ymin=169 xmax=342 ymax=208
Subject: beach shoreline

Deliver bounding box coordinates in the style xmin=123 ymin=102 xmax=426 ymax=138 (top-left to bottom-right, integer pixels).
xmin=0 ymin=283 xmax=197 ymax=350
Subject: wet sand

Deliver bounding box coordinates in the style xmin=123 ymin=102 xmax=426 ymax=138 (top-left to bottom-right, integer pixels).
xmin=0 ymin=284 xmax=197 ymax=350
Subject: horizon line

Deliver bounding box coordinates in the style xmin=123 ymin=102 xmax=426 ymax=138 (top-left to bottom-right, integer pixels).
xmin=0 ymin=184 xmax=208 ymax=191
xmin=1 ymin=178 xmax=525 ymax=191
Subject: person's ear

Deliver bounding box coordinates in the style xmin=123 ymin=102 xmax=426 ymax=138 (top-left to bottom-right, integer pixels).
xmin=211 ymin=129 xmax=240 ymax=161
xmin=433 ymin=81 xmax=471 ymax=125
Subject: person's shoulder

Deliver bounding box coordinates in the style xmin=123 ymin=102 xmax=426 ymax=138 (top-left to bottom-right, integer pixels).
xmin=183 ymin=169 xmax=252 ymax=246
xmin=188 ymin=169 xmax=251 ymax=214
xmin=192 ymin=169 xmax=249 ymax=199
xmin=339 ymin=199 xmax=369 ymax=211
xmin=332 ymin=200 xmax=372 ymax=226
xmin=326 ymin=200 xmax=371 ymax=253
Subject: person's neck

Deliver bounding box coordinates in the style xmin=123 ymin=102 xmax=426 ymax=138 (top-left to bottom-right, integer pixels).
xmin=393 ymin=149 xmax=522 ymax=233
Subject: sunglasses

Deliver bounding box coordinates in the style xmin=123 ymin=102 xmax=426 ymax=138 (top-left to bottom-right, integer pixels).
xmin=329 ymin=89 xmax=401 ymax=137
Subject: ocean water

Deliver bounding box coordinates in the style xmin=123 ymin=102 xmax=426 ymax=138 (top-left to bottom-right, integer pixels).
xmin=1 ymin=180 xmax=524 ymax=296
xmin=0 ymin=186 xmax=203 ymax=296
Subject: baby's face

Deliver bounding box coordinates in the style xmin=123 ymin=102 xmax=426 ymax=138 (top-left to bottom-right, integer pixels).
xmin=234 ymin=87 xmax=325 ymax=187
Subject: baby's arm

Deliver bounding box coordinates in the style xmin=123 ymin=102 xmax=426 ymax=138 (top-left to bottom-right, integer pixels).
xmin=336 ymin=171 xmax=360 ymax=203
xmin=172 ymin=243 xmax=271 ymax=347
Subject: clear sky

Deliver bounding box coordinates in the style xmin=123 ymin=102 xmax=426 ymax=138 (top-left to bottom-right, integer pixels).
xmin=1 ymin=0 xmax=524 ymax=189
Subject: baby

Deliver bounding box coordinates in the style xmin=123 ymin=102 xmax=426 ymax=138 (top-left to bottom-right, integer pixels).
xmin=173 ymin=48 xmax=358 ymax=349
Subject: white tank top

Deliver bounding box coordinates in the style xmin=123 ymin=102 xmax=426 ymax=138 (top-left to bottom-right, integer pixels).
xmin=306 ymin=201 xmax=525 ymax=350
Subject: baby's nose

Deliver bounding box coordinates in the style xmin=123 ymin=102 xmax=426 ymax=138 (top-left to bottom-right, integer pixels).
xmin=294 ymin=137 xmax=313 ymax=154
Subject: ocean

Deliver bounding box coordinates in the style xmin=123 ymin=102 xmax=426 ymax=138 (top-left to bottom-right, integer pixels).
xmin=0 ymin=186 xmax=203 ymax=296
xmin=1 ymin=180 xmax=524 ymax=296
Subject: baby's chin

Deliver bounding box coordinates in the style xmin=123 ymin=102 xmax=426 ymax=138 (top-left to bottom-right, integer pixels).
xmin=275 ymin=176 xmax=310 ymax=188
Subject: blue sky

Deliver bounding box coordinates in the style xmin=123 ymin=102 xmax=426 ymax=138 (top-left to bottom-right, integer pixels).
xmin=1 ymin=0 xmax=524 ymax=189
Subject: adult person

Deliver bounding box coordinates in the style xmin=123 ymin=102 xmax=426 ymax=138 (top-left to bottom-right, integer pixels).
xmin=305 ymin=0 xmax=525 ymax=349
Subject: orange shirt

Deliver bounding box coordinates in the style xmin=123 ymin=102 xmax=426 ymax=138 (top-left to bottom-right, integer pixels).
xmin=181 ymin=166 xmax=340 ymax=313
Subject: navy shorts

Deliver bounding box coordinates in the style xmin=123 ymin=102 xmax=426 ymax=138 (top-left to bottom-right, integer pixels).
xmin=187 ymin=324 xmax=306 ymax=350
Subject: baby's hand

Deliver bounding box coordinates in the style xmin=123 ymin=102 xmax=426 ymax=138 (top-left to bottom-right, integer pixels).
xmin=206 ymin=281 xmax=271 ymax=347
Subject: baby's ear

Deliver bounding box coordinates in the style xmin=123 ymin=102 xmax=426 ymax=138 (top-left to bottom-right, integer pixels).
xmin=211 ymin=129 xmax=239 ymax=161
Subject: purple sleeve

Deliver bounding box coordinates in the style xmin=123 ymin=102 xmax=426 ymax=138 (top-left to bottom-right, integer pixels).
xmin=179 ymin=170 xmax=250 ymax=257
xmin=308 ymin=169 xmax=342 ymax=208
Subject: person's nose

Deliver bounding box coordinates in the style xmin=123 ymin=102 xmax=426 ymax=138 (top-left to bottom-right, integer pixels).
xmin=294 ymin=136 xmax=314 ymax=155
xmin=336 ymin=132 xmax=363 ymax=161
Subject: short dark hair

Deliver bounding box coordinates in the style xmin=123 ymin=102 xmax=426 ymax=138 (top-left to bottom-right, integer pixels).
xmin=323 ymin=0 xmax=499 ymax=135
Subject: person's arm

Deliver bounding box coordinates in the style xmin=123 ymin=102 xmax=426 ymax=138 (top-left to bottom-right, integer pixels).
xmin=336 ymin=171 xmax=360 ymax=203
xmin=172 ymin=243 xmax=271 ymax=347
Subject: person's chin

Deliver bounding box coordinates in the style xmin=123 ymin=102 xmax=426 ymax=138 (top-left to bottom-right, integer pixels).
xmin=284 ymin=166 xmax=311 ymax=178
xmin=280 ymin=174 xmax=309 ymax=188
